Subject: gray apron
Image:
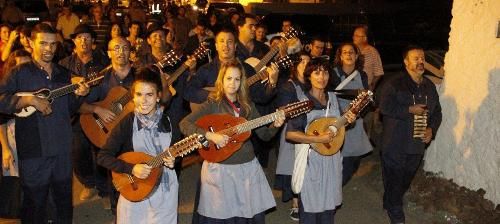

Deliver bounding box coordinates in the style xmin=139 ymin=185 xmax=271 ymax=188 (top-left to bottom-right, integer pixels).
xmin=334 ymin=68 xmax=373 ymax=157
xmin=301 ymin=92 xmax=343 ymax=212
xmin=116 ymin=116 xmax=178 ymax=224
xmin=276 ymin=80 xmax=308 ymax=175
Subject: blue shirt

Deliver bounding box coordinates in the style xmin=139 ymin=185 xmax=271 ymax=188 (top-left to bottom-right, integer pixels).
xmin=0 ymin=61 xmax=80 ymax=159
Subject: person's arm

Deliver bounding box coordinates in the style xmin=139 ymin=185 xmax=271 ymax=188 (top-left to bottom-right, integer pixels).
xmin=1 ymin=30 xmax=18 ymax=62
xmin=0 ymin=122 xmax=13 ymax=171
xmin=370 ymin=48 xmax=384 ymax=90
xmin=96 ymin=114 xmax=134 ymax=174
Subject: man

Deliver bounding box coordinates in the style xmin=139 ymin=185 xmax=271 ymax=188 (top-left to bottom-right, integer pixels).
xmin=56 ymin=4 xmax=80 ymax=40
xmin=172 ymin=6 xmax=193 ymax=50
xmin=352 ymin=25 xmax=384 ymax=90
xmin=184 ymin=19 xmax=215 ymax=69
xmin=0 ymin=23 xmax=89 ymax=223
xmin=59 ymin=24 xmax=110 ymax=202
xmin=379 ymin=46 xmax=442 ymax=224
xmin=135 ymin=23 xmax=172 ymax=68
xmin=309 ymin=36 xmax=326 ymax=59
xmin=235 ymin=13 xmax=269 ymax=62
xmin=87 ymin=5 xmax=111 ymax=50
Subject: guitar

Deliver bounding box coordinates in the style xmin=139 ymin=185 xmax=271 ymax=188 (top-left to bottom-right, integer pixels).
xmin=306 ymin=90 xmax=373 ymax=156
xmin=246 ymin=55 xmax=293 ymax=87
xmin=80 ymin=52 xmax=180 ymax=148
xmin=195 ymin=100 xmax=314 ymax=163
xmin=14 ymin=72 xmax=104 ymax=117
xmin=245 ymin=27 xmax=300 ymax=73
xmin=112 ymin=134 xmax=209 ymax=202
xmin=163 ymin=43 xmax=211 ymax=96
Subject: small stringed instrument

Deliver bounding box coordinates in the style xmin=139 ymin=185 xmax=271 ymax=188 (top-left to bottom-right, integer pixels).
xmin=112 ymin=134 xmax=208 ymax=202
xmin=245 ymin=27 xmax=300 ymax=73
xmin=306 ymin=90 xmax=373 ymax=155
xmin=246 ymin=55 xmax=293 ymax=87
xmin=14 ymin=72 xmax=104 ymax=117
xmin=196 ymin=100 xmax=314 ymax=163
xmin=80 ymin=51 xmax=179 ymax=148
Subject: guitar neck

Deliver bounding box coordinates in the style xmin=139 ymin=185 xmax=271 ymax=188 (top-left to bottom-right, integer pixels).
xmin=222 ymin=110 xmax=280 ymax=135
xmin=254 ymin=47 xmax=279 ymax=72
xmin=246 ymin=69 xmax=269 ymax=87
xmin=49 ymin=76 xmax=103 ymax=100
xmin=145 ymin=147 xmax=176 ymax=168
xmin=167 ymin=64 xmax=189 ymax=86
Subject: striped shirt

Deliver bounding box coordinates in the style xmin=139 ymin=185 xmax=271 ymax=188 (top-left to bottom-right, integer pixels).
xmin=87 ymin=19 xmax=111 ymax=50
xmin=360 ymin=45 xmax=384 ymax=86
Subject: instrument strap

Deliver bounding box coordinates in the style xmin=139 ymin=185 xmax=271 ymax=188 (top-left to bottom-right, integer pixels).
xmin=224 ymin=96 xmax=241 ymax=117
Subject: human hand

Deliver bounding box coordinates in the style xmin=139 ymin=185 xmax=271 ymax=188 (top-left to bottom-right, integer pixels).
xmin=162 ymin=157 xmax=175 ymax=168
xmin=94 ymin=106 xmax=116 ymax=123
xmin=409 ymin=104 xmax=428 ymax=115
xmin=132 ymin=164 xmax=152 ymax=179
xmin=422 ymin=127 xmax=433 ymax=143
xmin=206 ymin=132 xmax=230 ymax=148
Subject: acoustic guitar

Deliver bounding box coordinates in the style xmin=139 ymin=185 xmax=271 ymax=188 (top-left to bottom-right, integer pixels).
xmin=246 ymin=55 xmax=293 ymax=87
xmin=245 ymin=27 xmax=300 ymax=73
xmin=112 ymin=134 xmax=208 ymax=202
xmin=15 ymin=72 xmax=104 ymax=117
xmin=80 ymin=51 xmax=180 ymax=148
xmin=306 ymin=90 xmax=373 ymax=156
xmin=196 ymin=100 xmax=313 ymax=163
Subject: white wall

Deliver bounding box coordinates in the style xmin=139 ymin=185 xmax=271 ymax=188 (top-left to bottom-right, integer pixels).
xmin=424 ymin=0 xmax=500 ymax=204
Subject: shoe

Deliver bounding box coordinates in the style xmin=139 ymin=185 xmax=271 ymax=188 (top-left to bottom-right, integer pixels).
xmin=289 ymin=207 xmax=299 ymax=221
xmin=79 ymin=187 xmax=98 ymax=201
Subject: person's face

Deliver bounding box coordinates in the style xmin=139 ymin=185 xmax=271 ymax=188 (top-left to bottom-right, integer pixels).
xmin=296 ymin=55 xmax=310 ymax=82
xmin=92 ymin=7 xmax=103 ymax=20
xmin=132 ymin=82 xmax=160 ymax=116
xmin=129 ymin=24 xmax=140 ymax=36
xmin=223 ymin=67 xmax=242 ymax=98
xmin=352 ymin=28 xmax=367 ymax=46
xmin=73 ymin=33 xmax=93 ymax=54
xmin=111 ymin=25 xmax=121 ymax=38
xmin=230 ymin=14 xmax=239 ymax=25
xmin=255 ymin=27 xmax=266 ymax=41
xmin=404 ymin=49 xmax=425 ymax=76
xmin=20 ymin=33 xmax=30 ymax=48
xmin=239 ymin=18 xmax=257 ymax=40
xmin=15 ymin=56 xmax=31 ymax=65
xmin=0 ymin=26 xmax=10 ymax=42
xmin=30 ymin=33 xmax=57 ymax=63
xmin=340 ymin=45 xmax=358 ymax=66
xmin=310 ymin=67 xmax=329 ymax=90
xmin=62 ymin=7 xmax=71 ymax=16
xmin=310 ymin=40 xmax=325 ymax=58
xmin=108 ymin=39 xmax=131 ymax=66
xmin=282 ymin=21 xmax=291 ymax=33
xmin=194 ymin=25 xmax=206 ymax=37
xmin=147 ymin=30 xmax=166 ymax=50
xmin=215 ymin=32 xmax=236 ymax=61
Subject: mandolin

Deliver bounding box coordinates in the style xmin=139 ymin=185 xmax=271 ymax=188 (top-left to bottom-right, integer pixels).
xmin=15 ymin=72 xmax=104 ymax=117
xmin=112 ymin=134 xmax=208 ymax=202
xmin=196 ymin=100 xmax=313 ymax=163
xmin=306 ymin=90 xmax=373 ymax=155
xmin=80 ymin=50 xmax=180 ymax=148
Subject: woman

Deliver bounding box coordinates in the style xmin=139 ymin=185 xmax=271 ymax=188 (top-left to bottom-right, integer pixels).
xmin=255 ymin=24 xmax=268 ymax=44
xmin=286 ymin=58 xmax=354 ymax=224
xmin=332 ymin=42 xmax=372 ymax=186
xmin=126 ymin=21 xmax=144 ymax=62
xmin=180 ymin=60 xmax=285 ymax=223
xmin=97 ymin=66 xmax=178 ymax=224
xmin=274 ymin=52 xmax=310 ymax=221
xmin=110 ymin=23 xmax=124 ymax=39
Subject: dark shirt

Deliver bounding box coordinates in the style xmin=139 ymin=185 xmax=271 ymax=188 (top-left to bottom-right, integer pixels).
xmin=97 ymin=109 xmax=175 ymax=174
xmin=274 ymin=79 xmax=305 ymax=108
xmin=287 ymin=91 xmax=331 ymax=133
xmin=84 ymin=66 xmax=135 ymax=104
xmin=0 ymin=61 xmax=81 ymax=159
xmin=379 ymin=71 xmax=442 ymax=155
xmin=236 ymin=40 xmax=270 ymax=62
xmin=59 ymin=50 xmax=110 ymax=78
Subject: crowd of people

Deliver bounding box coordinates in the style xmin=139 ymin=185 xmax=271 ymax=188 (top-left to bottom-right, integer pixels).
xmin=0 ymin=1 xmax=442 ymax=224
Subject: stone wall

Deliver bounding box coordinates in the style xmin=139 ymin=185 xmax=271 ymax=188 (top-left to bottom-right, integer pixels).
xmin=424 ymin=0 xmax=500 ymax=205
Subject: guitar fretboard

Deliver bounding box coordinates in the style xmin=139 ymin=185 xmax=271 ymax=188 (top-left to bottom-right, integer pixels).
xmin=49 ymin=76 xmax=104 ymax=100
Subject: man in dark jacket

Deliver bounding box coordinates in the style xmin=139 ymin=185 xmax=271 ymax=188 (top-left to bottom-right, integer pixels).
xmin=379 ymin=45 xmax=442 ymax=224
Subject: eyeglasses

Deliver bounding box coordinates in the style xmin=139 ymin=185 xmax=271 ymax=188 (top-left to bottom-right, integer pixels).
xmin=109 ymin=46 xmax=130 ymax=53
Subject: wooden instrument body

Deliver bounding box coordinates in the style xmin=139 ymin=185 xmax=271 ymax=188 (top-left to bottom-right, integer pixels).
xmin=14 ymin=89 xmax=53 ymax=117
xmin=80 ymin=86 xmax=134 ymax=148
xmin=195 ymin=114 xmax=250 ymax=163
xmin=306 ymin=117 xmax=346 ymax=156
xmin=111 ymin=152 xmax=162 ymax=202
